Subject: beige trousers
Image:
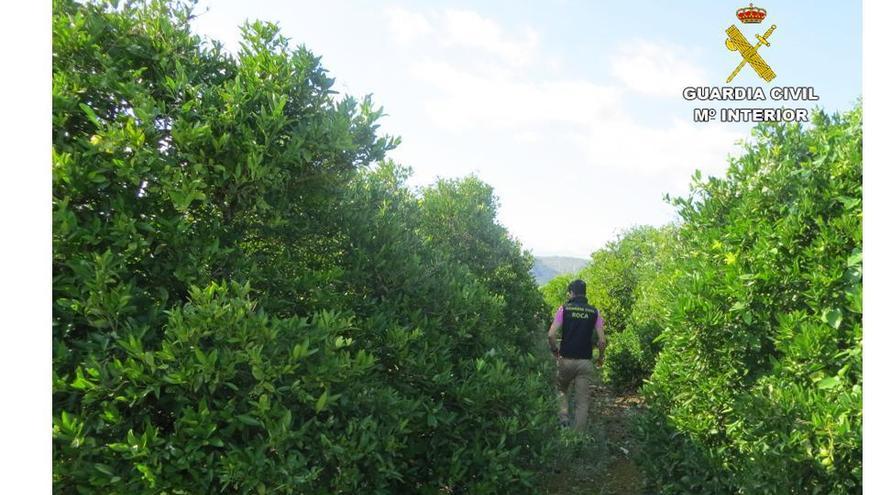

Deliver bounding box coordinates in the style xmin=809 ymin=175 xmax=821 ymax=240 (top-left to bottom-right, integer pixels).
xmin=556 ymin=358 xmax=594 ymax=431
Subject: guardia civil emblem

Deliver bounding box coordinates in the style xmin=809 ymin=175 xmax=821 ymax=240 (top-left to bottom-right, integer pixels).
xmin=725 ymin=4 xmax=777 ymax=83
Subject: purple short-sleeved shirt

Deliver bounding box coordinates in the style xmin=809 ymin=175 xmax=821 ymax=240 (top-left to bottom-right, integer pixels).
xmin=554 ymin=305 xmax=604 ymax=329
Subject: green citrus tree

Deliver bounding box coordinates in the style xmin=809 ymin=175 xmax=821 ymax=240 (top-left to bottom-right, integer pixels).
xmin=639 ymin=106 xmax=862 ymax=494
xmin=53 ymin=1 xmax=556 ymax=493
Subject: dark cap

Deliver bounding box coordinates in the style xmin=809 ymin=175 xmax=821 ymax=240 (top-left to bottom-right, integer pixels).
xmin=567 ymin=279 xmax=586 ymax=296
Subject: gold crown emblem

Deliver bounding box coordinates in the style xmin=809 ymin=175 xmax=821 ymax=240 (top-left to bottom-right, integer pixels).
xmin=736 ymin=3 xmax=767 ymax=24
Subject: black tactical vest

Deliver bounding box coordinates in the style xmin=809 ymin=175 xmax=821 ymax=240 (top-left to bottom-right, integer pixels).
xmin=560 ymin=296 xmax=599 ymax=359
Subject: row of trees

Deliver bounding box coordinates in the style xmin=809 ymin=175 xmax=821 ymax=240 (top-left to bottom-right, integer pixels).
xmin=640 ymin=107 xmax=862 ymax=494
xmin=53 ymin=1 xmax=554 ymax=493
xmin=544 ymin=105 xmax=862 ymax=493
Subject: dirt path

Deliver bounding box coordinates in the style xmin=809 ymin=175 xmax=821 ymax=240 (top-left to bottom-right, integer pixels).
xmin=541 ymin=369 xmax=647 ymax=495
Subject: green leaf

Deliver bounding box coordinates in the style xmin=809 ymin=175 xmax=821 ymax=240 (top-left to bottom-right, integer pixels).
xmin=94 ymin=463 xmax=115 ymax=476
xmin=168 ymin=189 xmax=200 ymax=211
xmin=823 ymin=308 xmax=843 ymax=330
xmin=847 ymin=249 xmax=862 ymax=267
xmin=236 ymin=414 xmax=261 ymax=427
xmin=817 ymin=376 xmax=840 ymax=390
xmin=79 ymin=103 xmax=101 ymax=126
xmin=70 ymin=368 xmax=94 ymax=390
xmin=315 ymin=389 xmax=329 ymax=413
xmin=839 ymin=196 xmax=861 ymax=210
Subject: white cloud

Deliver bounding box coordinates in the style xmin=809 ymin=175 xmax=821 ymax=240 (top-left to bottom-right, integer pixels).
xmin=569 ymin=118 xmax=742 ymax=177
xmin=611 ymin=40 xmax=707 ymax=97
xmin=409 ymin=57 xmax=742 ymax=178
xmin=385 ymin=7 xmax=433 ymax=44
xmin=385 ymin=7 xmax=539 ymax=68
xmin=394 ymin=18 xmax=736 ymax=176
xmin=411 ymin=60 xmax=623 ymax=130
xmin=514 ymin=130 xmax=542 ymax=144
xmin=440 ymin=9 xmax=539 ymax=67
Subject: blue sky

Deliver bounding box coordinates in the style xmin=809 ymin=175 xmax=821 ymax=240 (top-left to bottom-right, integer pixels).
xmin=191 ymin=0 xmax=862 ymax=257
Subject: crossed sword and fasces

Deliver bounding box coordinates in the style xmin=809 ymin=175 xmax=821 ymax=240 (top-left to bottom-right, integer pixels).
xmin=725 ymin=24 xmax=777 ymax=83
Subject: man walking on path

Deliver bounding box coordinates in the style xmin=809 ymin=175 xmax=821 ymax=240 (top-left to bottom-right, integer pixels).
xmin=547 ymin=279 xmax=606 ymax=432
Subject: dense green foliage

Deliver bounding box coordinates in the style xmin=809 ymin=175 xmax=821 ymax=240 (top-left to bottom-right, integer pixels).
xmin=52 ymin=1 xmax=555 ymax=493
xmin=599 ymin=226 xmax=678 ymax=390
xmin=539 ymin=274 xmax=572 ymax=315
xmin=638 ymin=107 xmax=863 ymax=494
xmin=418 ymin=177 xmax=546 ymax=352
xmin=52 ymin=1 xmax=863 ymax=493
xmin=541 ymin=226 xmax=677 ymax=389
xmin=580 ymin=227 xmax=668 ymax=335
xmin=539 ymin=107 xmax=862 ymax=493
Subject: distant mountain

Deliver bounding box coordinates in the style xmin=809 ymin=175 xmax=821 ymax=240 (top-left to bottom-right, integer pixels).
xmin=531 ymin=256 xmax=588 ymax=286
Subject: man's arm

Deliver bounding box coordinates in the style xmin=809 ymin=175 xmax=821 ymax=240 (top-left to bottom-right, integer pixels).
xmin=595 ymin=316 xmax=607 ymax=365
xmin=548 ymin=319 xmax=561 ymax=357
xmin=548 ymin=306 xmax=563 ymax=357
